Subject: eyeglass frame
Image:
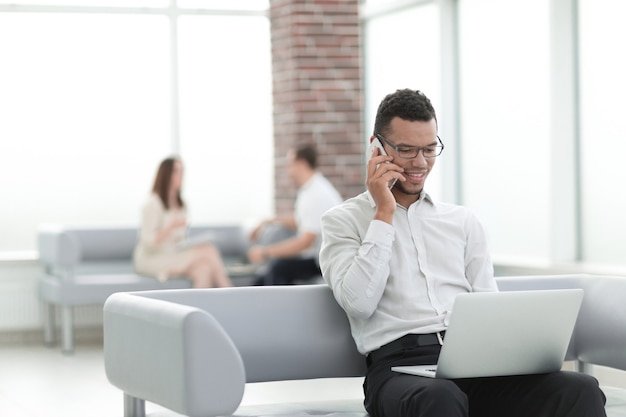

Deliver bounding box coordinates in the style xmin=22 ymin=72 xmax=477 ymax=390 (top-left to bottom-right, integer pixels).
xmin=375 ymin=133 xmax=445 ymax=159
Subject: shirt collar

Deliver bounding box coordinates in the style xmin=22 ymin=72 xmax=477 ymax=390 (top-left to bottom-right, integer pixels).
xmin=300 ymin=172 xmax=319 ymax=191
xmin=365 ymin=190 xmax=435 ymax=209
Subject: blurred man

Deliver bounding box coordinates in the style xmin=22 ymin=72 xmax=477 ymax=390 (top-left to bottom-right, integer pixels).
xmin=248 ymin=144 xmax=342 ymax=285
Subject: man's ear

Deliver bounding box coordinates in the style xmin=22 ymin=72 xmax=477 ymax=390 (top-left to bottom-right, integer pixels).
xmin=369 ymin=135 xmax=375 ymax=144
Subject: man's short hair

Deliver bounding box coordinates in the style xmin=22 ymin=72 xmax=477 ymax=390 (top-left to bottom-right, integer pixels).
xmin=373 ymin=89 xmax=438 ymax=136
xmin=294 ymin=144 xmax=318 ymax=169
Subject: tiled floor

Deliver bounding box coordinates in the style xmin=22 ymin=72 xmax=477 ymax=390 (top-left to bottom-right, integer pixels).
xmin=0 ymin=341 xmax=364 ymax=417
xmin=2 ymin=340 xmax=626 ymax=417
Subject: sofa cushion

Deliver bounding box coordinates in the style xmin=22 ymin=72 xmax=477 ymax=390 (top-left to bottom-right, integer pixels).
xmin=39 ymin=273 xmax=191 ymax=305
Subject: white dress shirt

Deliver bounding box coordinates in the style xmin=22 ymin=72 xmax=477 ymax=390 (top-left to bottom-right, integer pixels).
xmin=295 ymin=172 xmax=343 ymax=259
xmin=319 ymin=190 xmax=497 ymax=355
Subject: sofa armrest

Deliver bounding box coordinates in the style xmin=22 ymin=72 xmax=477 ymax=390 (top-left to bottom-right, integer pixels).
xmin=38 ymin=224 xmax=81 ymax=270
xmin=103 ymin=293 xmax=245 ymax=417
xmin=575 ymin=276 xmax=626 ymax=372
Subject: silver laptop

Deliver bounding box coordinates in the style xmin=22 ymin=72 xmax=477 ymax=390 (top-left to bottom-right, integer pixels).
xmin=391 ymin=289 xmax=583 ymax=379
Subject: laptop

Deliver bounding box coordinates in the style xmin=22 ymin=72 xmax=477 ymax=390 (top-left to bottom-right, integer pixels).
xmin=391 ymin=289 xmax=583 ymax=379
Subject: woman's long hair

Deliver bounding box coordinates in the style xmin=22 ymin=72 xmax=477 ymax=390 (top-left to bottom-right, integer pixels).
xmin=152 ymin=157 xmax=185 ymax=209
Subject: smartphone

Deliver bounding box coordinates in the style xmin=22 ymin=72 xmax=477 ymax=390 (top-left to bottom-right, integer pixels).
xmin=367 ymin=137 xmax=397 ymax=189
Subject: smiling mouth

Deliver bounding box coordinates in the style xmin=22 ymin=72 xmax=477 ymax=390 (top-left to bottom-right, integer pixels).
xmin=404 ymin=170 xmax=426 ymax=181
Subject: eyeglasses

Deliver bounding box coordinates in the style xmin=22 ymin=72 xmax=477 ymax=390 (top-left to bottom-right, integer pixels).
xmin=375 ymin=133 xmax=445 ymax=159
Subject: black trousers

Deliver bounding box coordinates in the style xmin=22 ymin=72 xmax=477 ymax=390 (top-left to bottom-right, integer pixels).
xmin=364 ymin=337 xmax=607 ymax=417
xmin=254 ymin=257 xmax=320 ymax=285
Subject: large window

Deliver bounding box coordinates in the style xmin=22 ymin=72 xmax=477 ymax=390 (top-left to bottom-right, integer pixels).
xmin=579 ymin=0 xmax=626 ymax=266
xmin=362 ymin=2 xmax=443 ymax=197
xmin=3 ymin=0 xmax=626 ymax=273
xmin=458 ymin=0 xmax=551 ymax=262
xmin=362 ymin=0 xmax=626 ymax=271
xmin=178 ymin=15 xmax=273 ymax=225
xmin=0 ymin=1 xmax=272 ymax=253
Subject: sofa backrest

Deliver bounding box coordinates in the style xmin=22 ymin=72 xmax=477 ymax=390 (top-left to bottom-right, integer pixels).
xmin=138 ymin=284 xmax=367 ymax=383
xmin=73 ymin=227 xmax=139 ymax=261
xmin=38 ymin=223 xmax=249 ymax=270
xmin=108 ymin=275 xmax=626 ymax=397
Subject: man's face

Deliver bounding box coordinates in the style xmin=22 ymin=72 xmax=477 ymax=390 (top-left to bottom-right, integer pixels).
xmin=382 ymin=117 xmax=438 ymax=204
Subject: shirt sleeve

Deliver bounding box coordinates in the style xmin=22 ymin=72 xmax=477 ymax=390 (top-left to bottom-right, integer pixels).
xmin=464 ymin=211 xmax=498 ymax=292
xmin=320 ymin=208 xmax=395 ymax=320
xmin=138 ymin=195 xmax=163 ymax=251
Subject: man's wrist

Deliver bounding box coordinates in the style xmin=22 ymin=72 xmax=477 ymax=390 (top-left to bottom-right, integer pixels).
xmin=374 ymin=210 xmax=394 ymax=224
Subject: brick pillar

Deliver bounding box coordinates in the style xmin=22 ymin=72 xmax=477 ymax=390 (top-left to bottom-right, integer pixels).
xmin=270 ymin=0 xmax=363 ymax=216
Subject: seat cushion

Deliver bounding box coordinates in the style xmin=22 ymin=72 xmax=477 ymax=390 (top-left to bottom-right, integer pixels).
xmin=147 ymin=399 xmax=368 ymax=417
xmin=233 ymin=399 xmax=367 ymax=416
xmin=38 ymin=273 xmax=191 ymax=305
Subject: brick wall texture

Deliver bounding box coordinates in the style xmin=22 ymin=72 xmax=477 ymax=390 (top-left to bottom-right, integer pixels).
xmin=270 ymin=0 xmax=364 ymax=216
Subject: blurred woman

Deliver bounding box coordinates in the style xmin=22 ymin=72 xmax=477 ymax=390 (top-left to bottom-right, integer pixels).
xmin=133 ymin=157 xmax=232 ymax=288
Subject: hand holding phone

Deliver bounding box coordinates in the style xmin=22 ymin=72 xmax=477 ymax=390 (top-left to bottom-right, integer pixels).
xmin=367 ymin=137 xmax=398 ymax=189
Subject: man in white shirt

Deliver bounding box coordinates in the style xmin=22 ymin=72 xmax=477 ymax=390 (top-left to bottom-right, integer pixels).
xmin=248 ymin=144 xmax=342 ymax=285
xmin=320 ymin=89 xmax=606 ymax=417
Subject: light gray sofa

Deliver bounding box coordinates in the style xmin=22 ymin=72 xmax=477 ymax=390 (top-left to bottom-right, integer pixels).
xmin=38 ymin=223 xmax=254 ymax=354
xmin=103 ymin=274 xmax=626 ymax=417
